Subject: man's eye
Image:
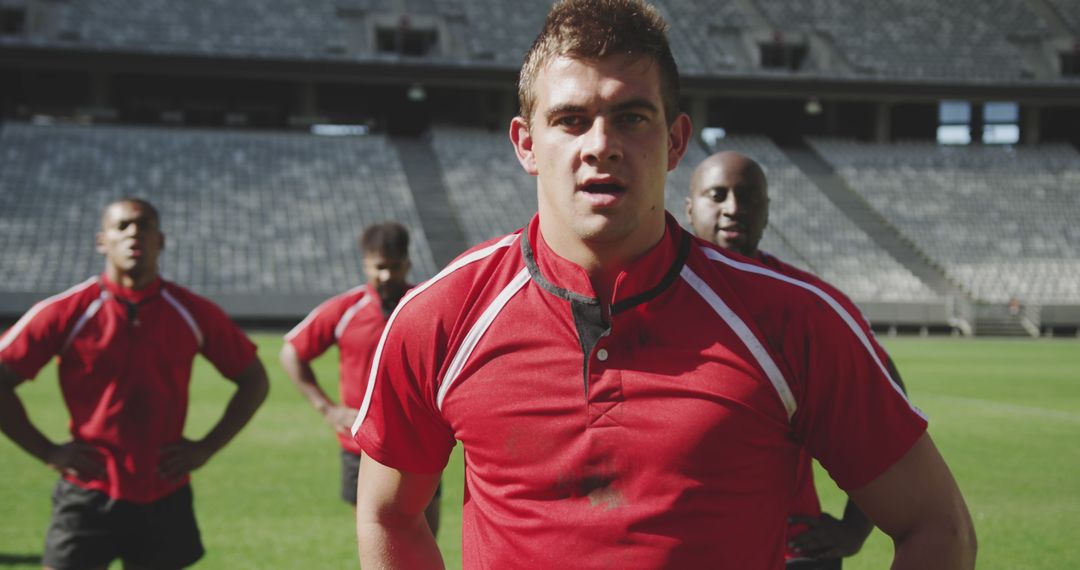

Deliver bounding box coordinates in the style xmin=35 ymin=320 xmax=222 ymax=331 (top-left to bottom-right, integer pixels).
xmin=619 ymin=113 xmax=646 ymax=125
xmin=709 ymin=189 xmax=728 ymax=202
xmin=555 ymin=116 xmax=584 ymax=128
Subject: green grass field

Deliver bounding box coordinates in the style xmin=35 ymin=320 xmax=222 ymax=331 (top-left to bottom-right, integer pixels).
xmin=1 ymin=336 xmax=1077 ymax=568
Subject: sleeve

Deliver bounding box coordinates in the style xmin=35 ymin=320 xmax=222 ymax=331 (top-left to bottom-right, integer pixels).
xmin=189 ymin=297 xmax=258 ymax=379
xmin=817 ymin=281 xmax=904 ymax=394
xmin=352 ymin=295 xmax=456 ymax=475
xmin=786 ymin=296 xmax=927 ymax=492
xmin=0 ymin=299 xmax=75 ymax=381
xmin=283 ymin=294 xmax=347 ymax=361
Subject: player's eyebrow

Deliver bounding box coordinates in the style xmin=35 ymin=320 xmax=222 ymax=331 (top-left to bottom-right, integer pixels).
xmin=545 ymin=99 xmax=660 ymax=123
xmin=610 ymin=98 xmax=659 ymax=116
xmin=545 ymin=104 xmax=588 ymax=122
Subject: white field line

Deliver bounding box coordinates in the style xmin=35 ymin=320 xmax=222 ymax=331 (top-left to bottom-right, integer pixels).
xmin=920 ymin=393 xmax=1080 ymax=424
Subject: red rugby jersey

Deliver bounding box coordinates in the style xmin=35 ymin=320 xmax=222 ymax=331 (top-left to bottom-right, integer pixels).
xmin=353 ymin=213 xmax=926 ymax=569
xmin=0 ymin=275 xmax=257 ymax=503
xmin=285 ymin=283 xmax=400 ymax=454
xmin=755 ymin=251 xmax=903 ymax=560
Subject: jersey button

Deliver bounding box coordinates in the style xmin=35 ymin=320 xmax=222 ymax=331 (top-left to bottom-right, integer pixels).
xmin=596 ymin=348 xmax=609 ymax=362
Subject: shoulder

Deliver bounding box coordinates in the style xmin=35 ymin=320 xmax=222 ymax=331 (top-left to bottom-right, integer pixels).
xmin=686 ymin=239 xmax=818 ymax=306
xmin=15 ymin=277 xmax=102 ymax=327
xmin=0 ymin=277 xmax=102 ymax=348
xmin=684 ymin=240 xmax=854 ymax=337
xmin=158 ymin=280 xmax=236 ymax=330
xmin=315 ymin=285 xmax=372 ymax=318
xmin=390 ymin=232 xmax=524 ymax=334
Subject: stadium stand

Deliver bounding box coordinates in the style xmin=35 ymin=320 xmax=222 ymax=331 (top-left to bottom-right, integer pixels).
xmin=753 ymin=0 xmax=1051 ymax=80
xmin=706 ymin=135 xmax=940 ymax=302
xmin=2 ymin=0 xmax=545 ymax=62
xmin=650 ymin=0 xmax=750 ymax=75
xmin=809 ymin=137 xmax=1080 ymax=304
xmin=2 ymin=0 xmax=1079 ymax=334
xmin=1045 ymin=0 xmax=1080 ymax=35
xmin=429 ymin=125 xmax=535 ymax=246
xmin=0 ymin=121 xmax=439 ymax=309
xmin=5 ymin=0 xmax=1076 ymax=85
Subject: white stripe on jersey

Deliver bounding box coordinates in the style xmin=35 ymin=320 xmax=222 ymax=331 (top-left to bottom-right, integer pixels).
xmin=161 ymin=289 xmax=204 ymax=349
xmin=681 ymin=265 xmax=798 ymax=420
xmin=0 ymin=277 xmax=98 ymax=353
xmin=352 ymin=233 xmax=520 ymax=437
xmin=437 ymin=267 xmax=530 ymax=410
xmin=334 ymin=295 xmax=374 ymax=340
xmin=284 ymin=283 xmax=368 ymax=343
xmin=699 ymin=246 xmax=923 ymax=419
xmin=61 ymin=291 xmax=109 ymax=353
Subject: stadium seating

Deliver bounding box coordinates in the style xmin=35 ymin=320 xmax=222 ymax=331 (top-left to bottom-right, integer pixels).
xmin=5 ymin=0 xmax=1073 ymax=84
xmin=751 ymin=0 xmax=1049 ymax=80
xmin=1045 ymin=0 xmax=1080 ymax=34
xmin=809 ymin=137 xmax=1080 ymax=303
xmin=8 ymin=0 xmax=548 ymax=62
xmin=0 ymin=122 xmax=439 ymax=298
xmin=429 ymin=125 xmax=536 ymax=246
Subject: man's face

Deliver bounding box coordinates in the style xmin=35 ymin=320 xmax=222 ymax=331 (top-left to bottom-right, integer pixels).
xmin=96 ymin=201 xmax=164 ymax=279
xmin=363 ymin=251 xmax=410 ymax=309
xmin=686 ymin=155 xmax=769 ymax=257
xmin=511 ymin=54 xmax=691 ymax=257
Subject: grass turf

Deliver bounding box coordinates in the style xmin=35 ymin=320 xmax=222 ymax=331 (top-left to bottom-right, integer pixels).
xmin=0 ymin=336 xmax=1076 ymax=568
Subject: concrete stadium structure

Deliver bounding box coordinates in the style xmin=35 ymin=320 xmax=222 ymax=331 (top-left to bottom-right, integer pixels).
xmin=2 ymin=0 xmax=1079 ymax=336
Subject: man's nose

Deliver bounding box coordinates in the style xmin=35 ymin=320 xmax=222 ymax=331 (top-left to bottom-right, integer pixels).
xmin=581 ymin=119 xmax=621 ymax=165
xmin=720 ymin=193 xmax=740 ymax=216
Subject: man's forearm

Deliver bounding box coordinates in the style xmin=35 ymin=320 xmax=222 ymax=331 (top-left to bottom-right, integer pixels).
xmin=357 ymin=515 xmax=444 ymax=570
xmin=280 ymin=344 xmax=335 ymax=414
xmin=0 ymin=382 xmax=58 ymax=464
xmin=891 ymin=520 xmax=977 ymax=570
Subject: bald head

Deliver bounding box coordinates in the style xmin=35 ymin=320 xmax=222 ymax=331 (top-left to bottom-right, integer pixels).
xmin=685 ymin=151 xmax=769 ymax=257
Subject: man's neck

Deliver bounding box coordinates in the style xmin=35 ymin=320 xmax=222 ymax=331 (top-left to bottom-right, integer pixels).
xmin=105 ymin=266 xmax=158 ymax=290
xmin=539 ymin=220 xmax=665 ymax=307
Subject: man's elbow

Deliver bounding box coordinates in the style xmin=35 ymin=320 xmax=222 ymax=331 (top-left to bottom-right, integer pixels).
xmin=238 ymin=359 xmax=271 ymax=406
xmin=895 ymin=502 xmax=977 ymax=569
xmin=278 ymin=342 xmax=296 ymax=369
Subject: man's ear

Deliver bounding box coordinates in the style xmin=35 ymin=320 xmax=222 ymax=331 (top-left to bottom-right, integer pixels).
xmin=160 ymin=232 xmax=166 ymax=251
xmin=95 ymin=232 xmax=106 ymax=255
xmin=667 ymin=113 xmax=693 ymax=172
xmin=510 ymin=116 xmax=539 ymax=176
xmin=684 ymin=196 xmax=693 ymax=224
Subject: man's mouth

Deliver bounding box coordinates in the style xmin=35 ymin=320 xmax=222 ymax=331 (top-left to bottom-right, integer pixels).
xmin=578 ymin=179 xmax=627 ymax=207
xmin=581 ymin=182 xmax=626 ymax=194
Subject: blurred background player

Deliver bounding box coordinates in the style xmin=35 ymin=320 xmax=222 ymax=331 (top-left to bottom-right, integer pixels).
xmin=686 ymin=151 xmax=909 ymax=569
xmin=280 ymin=222 xmax=439 ymax=533
xmin=0 ymin=197 xmax=269 ymax=570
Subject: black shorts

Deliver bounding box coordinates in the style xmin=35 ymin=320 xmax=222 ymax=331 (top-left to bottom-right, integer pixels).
xmin=340 ymin=450 xmax=442 ymax=505
xmin=786 ymin=557 xmax=842 ymax=570
xmin=43 ymin=479 xmax=204 ymax=570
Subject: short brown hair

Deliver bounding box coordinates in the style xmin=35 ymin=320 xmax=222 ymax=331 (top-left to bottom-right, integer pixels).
xmin=360 ymin=222 xmax=410 ymax=259
xmin=518 ymin=0 xmax=680 ymax=125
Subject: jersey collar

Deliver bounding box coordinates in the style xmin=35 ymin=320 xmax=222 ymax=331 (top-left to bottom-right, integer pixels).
xmin=522 ymin=212 xmax=691 ymax=315
xmin=100 ymin=273 xmax=163 ymax=303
